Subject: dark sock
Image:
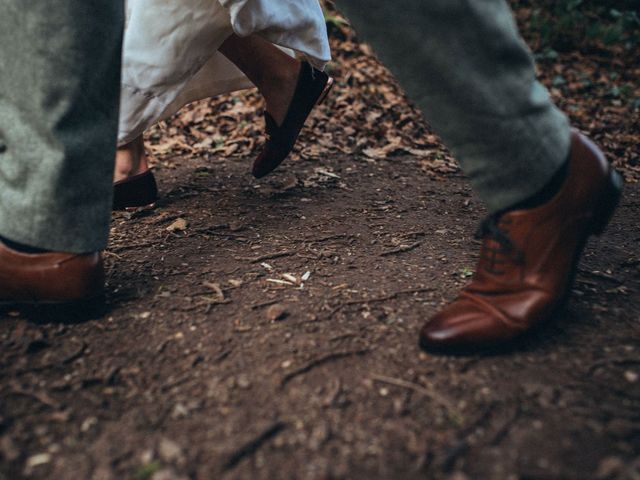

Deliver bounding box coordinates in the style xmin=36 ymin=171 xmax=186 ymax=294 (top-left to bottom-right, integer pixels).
xmin=0 ymin=235 xmax=50 ymax=253
xmin=507 ymin=158 xmax=569 ymax=212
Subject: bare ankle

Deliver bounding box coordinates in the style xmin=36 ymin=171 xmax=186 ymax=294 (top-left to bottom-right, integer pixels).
xmin=262 ymin=60 xmax=301 ymax=125
xmin=114 ymin=136 xmax=148 ymax=183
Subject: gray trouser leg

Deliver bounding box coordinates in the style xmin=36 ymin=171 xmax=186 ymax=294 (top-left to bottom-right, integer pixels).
xmin=0 ymin=1 xmax=124 ymax=253
xmin=338 ymin=0 xmax=570 ymax=212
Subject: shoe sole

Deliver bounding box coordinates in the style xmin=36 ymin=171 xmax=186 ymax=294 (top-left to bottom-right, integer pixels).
xmin=122 ymin=202 xmax=157 ymax=213
xmin=420 ymin=169 xmax=623 ymax=356
xmin=316 ymin=76 xmax=335 ymax=107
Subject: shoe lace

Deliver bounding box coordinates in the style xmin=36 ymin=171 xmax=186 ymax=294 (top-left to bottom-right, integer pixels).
xmin=475 ymin=214 xmax=523 ymax=275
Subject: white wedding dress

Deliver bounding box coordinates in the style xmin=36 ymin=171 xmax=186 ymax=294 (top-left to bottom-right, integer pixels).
xmin=119 ymin=0 xmax=331 ymax=145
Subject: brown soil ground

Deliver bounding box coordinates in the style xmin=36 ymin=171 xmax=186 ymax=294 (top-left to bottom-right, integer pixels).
xmin=1 ymin=3 xmax=640 ymax=478
xmin=1 ymin=152 xmax=639 ymax=480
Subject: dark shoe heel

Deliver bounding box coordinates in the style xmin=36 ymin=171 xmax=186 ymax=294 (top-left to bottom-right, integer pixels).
xmin=315 ymin=76 xmax=334 ymax=106
xmin=591 ymin=170 xmax=623 ymax=235
xmin=113 ymin=170 xmax=158 ymax=211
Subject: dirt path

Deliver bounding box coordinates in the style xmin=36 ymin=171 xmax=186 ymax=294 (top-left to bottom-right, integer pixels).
xmin=1 ymin=152 xmax=639 ymax=480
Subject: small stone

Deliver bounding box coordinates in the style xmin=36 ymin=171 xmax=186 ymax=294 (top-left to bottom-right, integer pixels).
xmin=228 ymin=222 xmax=245 ymax=232
xmin=158 ymin=438 xmax=183 ymax=463
xmin=448 ymin=472 xmax=470 ymax=480
xmin=171 ymin=403 xmax=189 ymax=419
xmin=80 ymin=416 xmax=98 ymax=433
xmin=47 ymin=443 xmax=62 ymax=454
xmin=237 ymin=374 xmax=251 ymax=389
xmin=266 ymin=304 xmax=289 ymax=322
xmin=166 ymin=218 xmax=188 ymax=232
xmin=282 ymin=273 xmax=298 ymax=284
xmin=92 ymin=465 xmax=116 ymax=480
xmin=26 ymin=453 xmax=52 ymax=469
xmin=281 ymin=360 xmax=292 ymax=369
xmin=0 ymin=436 xmax=20 ymax=462
xmin=624 ymin=370 xmax=638 ymax=383
xmin=151 ymin=468 xmax=190 ymax=480
xmin=140 ymin=449 xmax=154 ymax=464
xmin=595 ymin=456 xmax=624 ymax=479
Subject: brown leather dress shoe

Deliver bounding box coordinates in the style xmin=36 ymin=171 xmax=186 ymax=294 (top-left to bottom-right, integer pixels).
xmin=252 ymin=62 xmax=334 ymax=179
xmin=0 ymin=241 xmax=104 ymax=304
xmin=420 ymin=130 xmax=622 ymax=353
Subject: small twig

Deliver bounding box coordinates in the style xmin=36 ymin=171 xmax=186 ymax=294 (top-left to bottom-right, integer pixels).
xmin=380 ymin=241 xmax=421 ymax=257
xmin=203 ymin=281 xmax=225 ymax=302
xmin=222 ymin=421 xmax=286 ymax=471
xmin=235 ymin=251 xmax=294 ymax=263
xmin=150 ymin=213 xmax=181 ymax=226
xmin=212 ymin=349 xmax=231 ymax=363
xmin=108 ymin=241 xmax=159 ymax=253
xmin=7 ymin=385 xmax=59 ymax=409
xmin=322 ymin=379 xmax=343 ymax=407
xmin=195 ymin=297 xmax=231 ymax=306
xmin=160 ymin=374 xmax=192 ymax=393
xmin=400 ymin=230 xmax=426 ymax=239
xmin=329 ymin=332 xmax=358 ymax=343
xmin=281 ymin=348 xmax=370 ymax=386
xmin=193 ymin=227 xmax=248 ymax=239
xmin=577 ymin=268 xmax=621 ymax=283
xmin=489 ymin=405 xmax=520 ymax=446
xmin=309 ymin=233 xmax=353 ymax=243
xmin=62 ymin=341 xmax=87 ymax=365
xmin=102 ymin=251 xmax=124 ymax=260
xmin=370 ymin=373 xmax=452 ymax=409
xmin=251 ymin=298 xmax=284 ymax=310
xmin=196 ymin=297 xmax=232 ymax=315
xmin=587 ymin=358 xmax=640 ymax=375
xmin=326 ymin=287 xmax=434 ymax=317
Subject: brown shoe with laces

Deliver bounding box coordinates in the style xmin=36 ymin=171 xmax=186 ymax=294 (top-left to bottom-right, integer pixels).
xmin=0 ymin=241 xmax=104 ymax=305
xmin=420 ymin=130 xmax=622 ymax=353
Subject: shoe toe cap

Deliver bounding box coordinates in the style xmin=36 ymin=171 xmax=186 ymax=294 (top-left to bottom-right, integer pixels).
xmin=419 ymin=298 xmax=519 ymax=352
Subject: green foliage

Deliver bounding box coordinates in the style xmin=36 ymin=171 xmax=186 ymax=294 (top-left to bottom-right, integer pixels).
xmin=323 ymin=8 xmax=349 ymax=29
xmin=524 ymin=0 xmax=640 ymax=51
xmin=133 ymin=462 xmax=162 ymax=480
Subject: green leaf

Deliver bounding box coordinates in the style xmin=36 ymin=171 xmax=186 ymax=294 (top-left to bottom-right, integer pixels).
xmin=133 ymin=462 xmax=162 ymax=480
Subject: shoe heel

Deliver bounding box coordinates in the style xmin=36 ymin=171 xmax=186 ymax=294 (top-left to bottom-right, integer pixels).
xmin=315 ymin=76 xmax=334 ymax=106
xmin=591 ymin=169 xmax=623 ymax=235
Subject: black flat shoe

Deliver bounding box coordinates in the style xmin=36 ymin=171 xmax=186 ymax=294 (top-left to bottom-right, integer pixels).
xmin=252 ymin=62 xmax=334 ymax=179
xmin=113 ymin=170 xmax=158 ymax=211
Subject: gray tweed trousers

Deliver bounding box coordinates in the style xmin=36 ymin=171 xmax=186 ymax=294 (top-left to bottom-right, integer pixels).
xmin=0 ymin=0 xmax=124 ymax=253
